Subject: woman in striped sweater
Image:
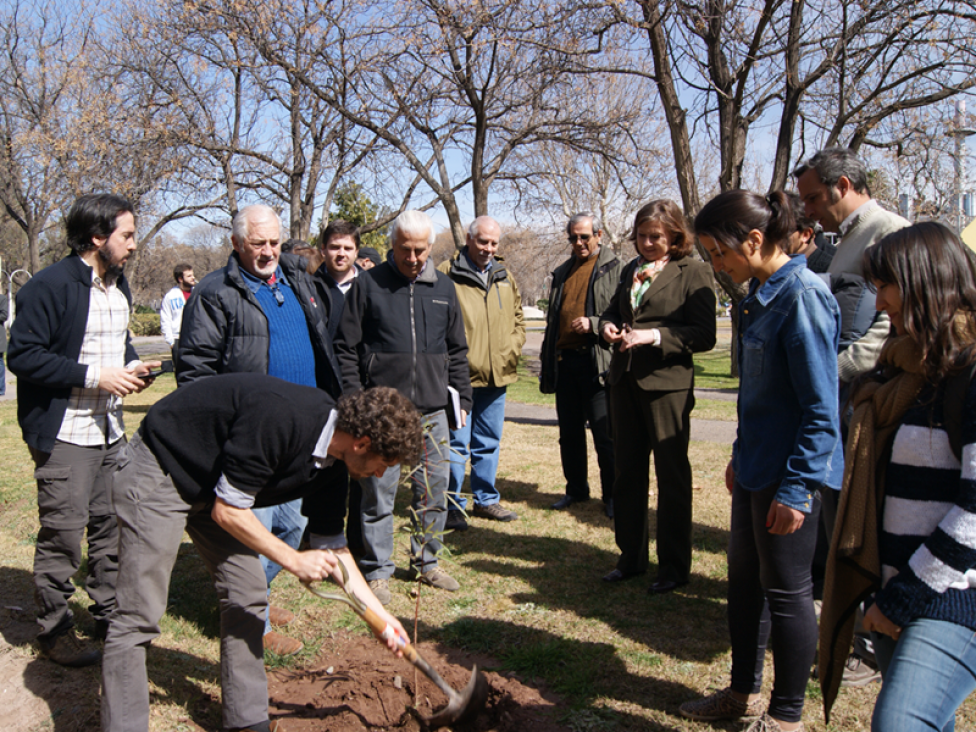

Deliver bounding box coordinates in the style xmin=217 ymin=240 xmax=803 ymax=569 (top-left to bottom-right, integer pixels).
xmin=830 ymin=222 xmax=976 ymax=731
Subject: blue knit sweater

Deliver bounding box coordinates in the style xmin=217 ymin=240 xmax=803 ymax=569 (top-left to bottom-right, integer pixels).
xmin=875 ymin=378 xmax=976 ymax=631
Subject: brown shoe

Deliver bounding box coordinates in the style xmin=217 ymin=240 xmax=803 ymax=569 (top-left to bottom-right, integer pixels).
xmin=743 ymin=713 xmax=805 ymax=732
xmin=413 ymin=567 xmax=459 ymax=592
xmin=263 ymin=631 xmax=303 ymax=656
xmin=267 ymin=605 xmax=295 ymax=627
xmin=37 ymin=629 xmax=101 ymax=667
xmin=679 ymin=687 xmax=764 ymax=722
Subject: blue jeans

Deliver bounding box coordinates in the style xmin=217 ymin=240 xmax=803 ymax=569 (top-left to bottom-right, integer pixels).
xmin=359 ymin=410 xmax=449 ymax=580
xmin=871 ymin=618 xmax=976 ymax=732
xmin=252 ymin=499 xmax=307 ymax=634
xmin=0 ymin=352 xmax=6 ymax=396
xmin=448 ymin=385 xmax=506 ymax=510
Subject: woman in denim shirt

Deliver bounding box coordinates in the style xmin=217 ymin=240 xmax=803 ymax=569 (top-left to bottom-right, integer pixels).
xmin=679 ymin=190 xmax=843 ymax=732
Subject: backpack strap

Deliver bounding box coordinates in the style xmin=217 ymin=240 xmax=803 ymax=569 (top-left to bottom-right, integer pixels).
xmin=944 ymin=361 xmax=976 ymax=461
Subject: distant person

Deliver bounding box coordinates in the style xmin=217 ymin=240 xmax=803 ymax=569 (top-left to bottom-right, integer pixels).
xmin=8 ymin=193 xmax=161 ymax=667
xmin=177 ymin=203 xmax=342 ymax=656
xmin=680 ymin=190 xmax=841 ymax=732
xmin=356 ymin=246 xmax=382 ymax=270
xmin=159 ymin=263 xmax=195 ymax=367
xmin=539 ymin=212 xmax=621 ymax=516
xmin=335 ymin=210 xmax=472 ymax=605
xmin=599 ymin=200 xmax=716 ymax=594
xmin=101 ymin=377 xmax=417 ymax=732
xmin=280 ymin=237 xmax=306 ymax=254
xmin=438 ymin=216 xmax=525 ymax=530
xmin=784 ymin=192 xmax=835 ymax=274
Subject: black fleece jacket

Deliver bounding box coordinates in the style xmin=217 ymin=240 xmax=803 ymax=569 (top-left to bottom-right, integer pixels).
xmin=335 ymin=258 xmax=472 ymax=414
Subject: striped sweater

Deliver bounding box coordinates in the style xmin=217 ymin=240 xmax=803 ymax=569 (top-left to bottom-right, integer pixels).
xmin=875 ymin=379 xmax=976 ymax=630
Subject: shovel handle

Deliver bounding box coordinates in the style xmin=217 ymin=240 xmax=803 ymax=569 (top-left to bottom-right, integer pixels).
xmin=360 ymin=605 xmax=420 ymax=663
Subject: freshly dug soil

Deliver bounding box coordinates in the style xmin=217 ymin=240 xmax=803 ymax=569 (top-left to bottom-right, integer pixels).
xmin=266 ymin=633 xmax=570 ymax=731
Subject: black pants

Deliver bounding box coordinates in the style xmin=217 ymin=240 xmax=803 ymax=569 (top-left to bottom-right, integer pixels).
xmin=554 ymin=350 xmax=614 ymax=501
xmin=610 ymin=378 xmax=694 ymax=582
xmin=728 ymin=481 xmax=820 ymax=723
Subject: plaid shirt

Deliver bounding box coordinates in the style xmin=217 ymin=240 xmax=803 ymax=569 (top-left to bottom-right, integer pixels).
xmin=56 ymin=269 xmax=131 ymax=446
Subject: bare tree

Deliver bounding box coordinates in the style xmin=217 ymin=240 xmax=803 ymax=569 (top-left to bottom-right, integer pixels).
xmin=213 ymin=0 xmax=639 ymax=249
xmin=0 ymin=1 xmax=97 ymax=272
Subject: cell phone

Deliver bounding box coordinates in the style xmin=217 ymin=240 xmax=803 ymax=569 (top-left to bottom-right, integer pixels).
xmin=144 ymin=360 xmax=174 ymax=379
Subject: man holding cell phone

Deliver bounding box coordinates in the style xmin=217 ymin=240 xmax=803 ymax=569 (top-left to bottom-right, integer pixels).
xmin=8 ymin=193 xmax=161 ymax=668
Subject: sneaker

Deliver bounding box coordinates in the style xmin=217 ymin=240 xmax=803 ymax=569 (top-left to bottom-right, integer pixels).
xmin=37 ymin=629 xmax=101 ymax=667
xmin=840 ymin=654 xmax=881 ymax=687
xmin=743 ymin=713 xmax=805 ymax=732
xmin=414 ymin=567 xmax=460 ymax=592
xmin=679 ymin=687 xmax=764 ymax=722
xmin=368 ymin=578 xmax=392 ymax=605
xmin=472 ymin=503 xmax=518 ymax=521
xmin=262 ymin=631 xmax=303 ymax=656
xmin=267 ymin=605 xmax=295 ymax=627
xmin=445 ymin=509 xmax=469 ymax=532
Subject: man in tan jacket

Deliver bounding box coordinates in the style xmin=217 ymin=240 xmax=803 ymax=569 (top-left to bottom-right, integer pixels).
xmin=438 ymin=216 xmax=525 ymax=530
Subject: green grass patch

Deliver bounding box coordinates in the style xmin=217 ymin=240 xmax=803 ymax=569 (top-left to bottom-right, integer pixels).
xmin=505 ymin=357 xmax=555 ymax=407
xmin=693 ymin=347 xmax=738 ymax=390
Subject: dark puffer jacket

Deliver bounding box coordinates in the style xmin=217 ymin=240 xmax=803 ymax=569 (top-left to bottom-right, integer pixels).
xmin=176 ymin=252 xmax=341 ymax=396
xmin=335 ymin=257 xmax=473 ymax=415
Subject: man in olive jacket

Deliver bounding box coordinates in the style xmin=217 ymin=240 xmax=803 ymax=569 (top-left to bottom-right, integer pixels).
xmin=438 ymin=216 xmax=525 ymax=529
xmin=540 ymin=212 xmax=621 ymax=515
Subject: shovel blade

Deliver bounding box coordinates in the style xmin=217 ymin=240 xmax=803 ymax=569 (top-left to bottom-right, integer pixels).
xmin=425 ymin=664 xmax=489 ymax=729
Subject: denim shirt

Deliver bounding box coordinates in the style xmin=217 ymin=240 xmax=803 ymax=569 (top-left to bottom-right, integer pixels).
xmin=733 ymin=255 xmax=844 ymax=511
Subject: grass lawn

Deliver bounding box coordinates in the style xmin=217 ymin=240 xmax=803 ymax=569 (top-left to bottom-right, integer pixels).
xmin=508 ymin=343 xmax=739 ymax=422
xmin=2 ymin=371 xmax=970 ymax=730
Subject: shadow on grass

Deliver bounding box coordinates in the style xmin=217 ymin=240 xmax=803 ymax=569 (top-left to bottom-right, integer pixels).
xmin=426 ymin=615 xmax=709 ymax=729
xmin=0 ymin=565 xmax=223 ymax=732
xmin=439 ymin=479 xmax=733 ymax=671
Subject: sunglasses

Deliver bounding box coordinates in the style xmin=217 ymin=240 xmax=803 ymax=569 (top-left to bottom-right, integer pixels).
xmin=568 ymin=234 xmax=592 ymax=243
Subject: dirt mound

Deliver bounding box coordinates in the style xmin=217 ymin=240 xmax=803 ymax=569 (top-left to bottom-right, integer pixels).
xmin=266 ymin=634 xmax=570 ymax=731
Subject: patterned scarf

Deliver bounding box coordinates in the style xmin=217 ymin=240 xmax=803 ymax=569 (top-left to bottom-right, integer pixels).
xmin=630 ymin=256 xmax=670 ymax=312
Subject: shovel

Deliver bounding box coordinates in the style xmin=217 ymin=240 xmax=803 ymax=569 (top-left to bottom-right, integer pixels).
xmin=302 ymin=561 xmax=488 ymax=728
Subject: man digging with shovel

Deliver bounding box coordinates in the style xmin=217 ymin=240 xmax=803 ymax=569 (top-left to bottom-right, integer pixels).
xmin=101 ymin=374 xmax=418 ymax=732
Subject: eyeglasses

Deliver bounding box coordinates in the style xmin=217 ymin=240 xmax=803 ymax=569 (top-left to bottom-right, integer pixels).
xmin=568 ymin=234 xmax=592 ymax=243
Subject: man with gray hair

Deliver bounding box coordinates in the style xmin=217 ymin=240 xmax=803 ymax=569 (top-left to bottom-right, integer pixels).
xmin=335 ymin=210 xmax=473 ymax=604
xmin=438 ymin=216 xmax=525 ymax=530
xmin=540 ymin=212 xmax=621 ymax=516
xmin=177 ymin=203 xmax=342 ymax=656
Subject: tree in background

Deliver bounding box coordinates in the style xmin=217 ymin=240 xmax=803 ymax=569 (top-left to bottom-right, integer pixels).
xmin=326 ymin=182 xmax=389 ymax=253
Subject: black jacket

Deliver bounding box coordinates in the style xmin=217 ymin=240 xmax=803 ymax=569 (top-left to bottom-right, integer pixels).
xmin=335 ymin=258 xmax=473 ymax=414
xmin=177 ymin=252 xmax=341 ymax=397
xmin=8 ymin=253 xmax=138 ymax=452
xmin=140 ymin=373 xmax=341 ymax=507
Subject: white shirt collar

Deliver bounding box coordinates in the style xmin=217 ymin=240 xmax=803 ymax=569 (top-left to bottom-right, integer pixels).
xmin=313 ymin=409 xmax=338 ymax=468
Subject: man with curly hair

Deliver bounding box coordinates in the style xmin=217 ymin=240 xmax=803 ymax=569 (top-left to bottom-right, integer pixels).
xmin=101 ymin=374 xmax=420 ymax=732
